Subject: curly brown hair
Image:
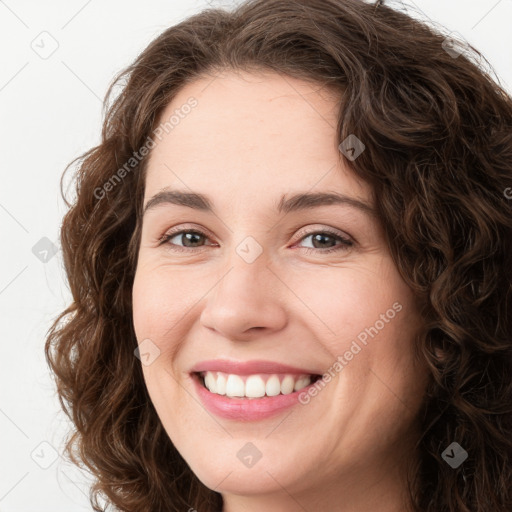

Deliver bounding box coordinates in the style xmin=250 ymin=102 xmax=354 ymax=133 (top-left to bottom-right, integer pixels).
xmin=45 ymin=0 xmax=512 ymax=510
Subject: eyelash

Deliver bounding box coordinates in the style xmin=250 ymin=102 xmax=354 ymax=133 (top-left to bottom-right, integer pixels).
xmin=158 ymin=226 xmax=353 ymax=255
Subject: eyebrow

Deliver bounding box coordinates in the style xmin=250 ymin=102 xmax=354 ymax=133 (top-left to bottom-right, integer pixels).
xmin=143 ymin=189 xmax=376 ymax=217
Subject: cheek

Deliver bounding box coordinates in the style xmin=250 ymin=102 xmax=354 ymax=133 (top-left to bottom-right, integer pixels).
xmin=131 ymin=267 xmax=189 ymax=406
xmin=132 ymin=263 xmax=211 ymax=370
xmin=132 ymin=269 xmax=162 ymax=341
xmin=132 ymin=269 xmax=181 ymax=368
xmin=289 ymin=259 xmax=422 ymax=385
xmin=291 ymin=263 xmax=406 ymax=337
xmin=132 ymin=264 xmax=192 ymax=337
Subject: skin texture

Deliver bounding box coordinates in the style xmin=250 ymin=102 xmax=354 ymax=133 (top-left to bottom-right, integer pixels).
xmin=132 ymin=70 xmax=430 ymax=512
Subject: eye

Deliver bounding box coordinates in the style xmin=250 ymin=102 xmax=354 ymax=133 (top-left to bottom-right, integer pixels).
xmin=159 ymin=228 xmax=215 ymax=252
xmin=294 ymin=228 xmax=353 ymax=254
xmin=158 ymin=226 xmax=354 ymax=254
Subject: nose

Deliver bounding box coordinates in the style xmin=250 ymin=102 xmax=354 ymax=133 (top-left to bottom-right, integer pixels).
xmin=199 ymin=252 xmax=288 ymax=341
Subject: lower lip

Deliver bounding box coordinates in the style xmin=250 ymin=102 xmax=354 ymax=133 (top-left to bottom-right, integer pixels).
xmin=191 ymin=373 xmax=315 ymax=421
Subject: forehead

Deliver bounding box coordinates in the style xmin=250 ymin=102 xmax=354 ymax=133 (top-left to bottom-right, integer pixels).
xmin=144 ymin=70 xmax=370 ymax=206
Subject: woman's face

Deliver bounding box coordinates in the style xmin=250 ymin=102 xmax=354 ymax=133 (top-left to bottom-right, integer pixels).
xmin=132 ymin=70 xmax=429 ymax=511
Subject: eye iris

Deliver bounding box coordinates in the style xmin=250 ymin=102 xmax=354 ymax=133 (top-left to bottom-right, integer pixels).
xmin=311 ymin=233 xmax=336 ymax=249
xmin=182 ymin=232 xmax=204 ymax=247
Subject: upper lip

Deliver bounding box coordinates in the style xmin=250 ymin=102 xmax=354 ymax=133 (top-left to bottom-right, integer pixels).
xmin=190 ymin=359 xmax=321 ymax=376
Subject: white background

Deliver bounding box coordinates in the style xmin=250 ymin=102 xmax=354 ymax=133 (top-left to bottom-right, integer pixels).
xmin=0 ymin=0 xmax=511 ymax=510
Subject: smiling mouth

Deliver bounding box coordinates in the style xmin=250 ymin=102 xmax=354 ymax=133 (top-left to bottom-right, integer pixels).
xmin=194 ymin=371 xmax=322 ymax=399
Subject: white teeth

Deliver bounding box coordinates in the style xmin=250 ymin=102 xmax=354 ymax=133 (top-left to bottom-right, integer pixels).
xmin=245 ymin=375 xmax=266 ymax=398
xmin=216 ymin=373 xmax=227 ymax=395
xmin=201 ymin=371 xmax=313 ymax=398
xmin=204 ymin=371 xmax=216 ymax=393
xmin=294 ymin=376 xmax=311 ymax=391
xmin=281 ymin=375 xmax=295 ymax=395
xmin=226 ymin=374 xmax=245 ymax=397
xmin=265 ymin=375 xmax=281 ymax=396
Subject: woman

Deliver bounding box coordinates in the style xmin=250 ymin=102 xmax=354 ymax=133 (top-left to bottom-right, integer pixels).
xmin=45 ymin=0 xmax=512 ymax=510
